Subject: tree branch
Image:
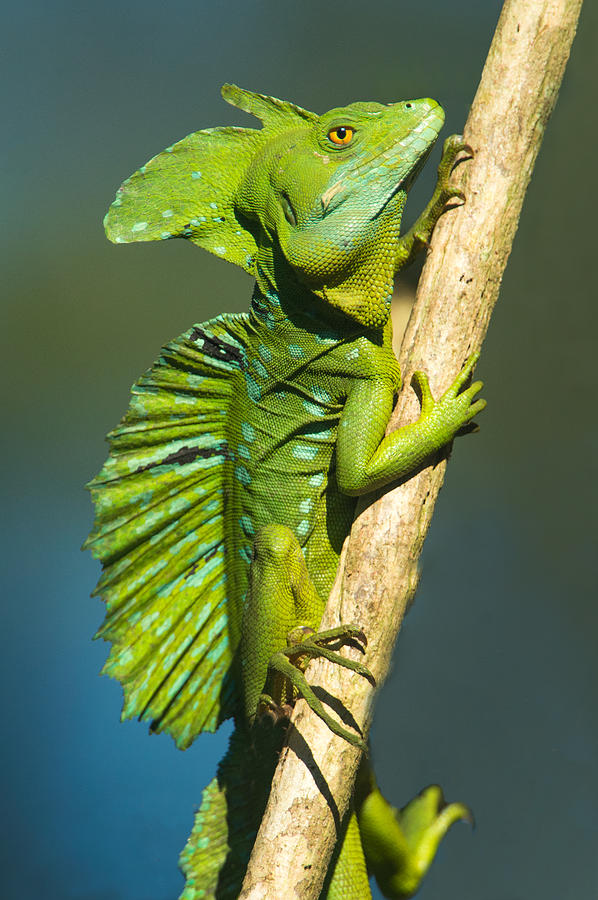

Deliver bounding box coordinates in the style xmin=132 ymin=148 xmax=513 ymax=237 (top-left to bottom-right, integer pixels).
xmin=239 ymin=0 xmax=583 ymax=896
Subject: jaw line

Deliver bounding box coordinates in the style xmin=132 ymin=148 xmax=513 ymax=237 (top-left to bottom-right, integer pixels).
xmin=371 ymin=140 xmax=437 ymax=220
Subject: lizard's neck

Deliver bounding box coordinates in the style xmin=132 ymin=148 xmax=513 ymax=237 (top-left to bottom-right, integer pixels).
xmin=251 ymin=257 xmax=382 ymax=344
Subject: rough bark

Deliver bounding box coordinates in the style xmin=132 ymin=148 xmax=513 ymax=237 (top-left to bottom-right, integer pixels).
xmin=239 ymin=0 xmax=584 ymax=896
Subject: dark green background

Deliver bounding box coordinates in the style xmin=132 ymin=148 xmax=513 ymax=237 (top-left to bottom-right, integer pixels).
xmin=2 ymin=2 xmax=596 ymax=898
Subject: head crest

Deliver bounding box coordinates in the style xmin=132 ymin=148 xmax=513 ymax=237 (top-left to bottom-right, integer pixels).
xmin=103 ymin=84 xmax=316 ymax=273
xmin=221 ymin=83 xmax=316 ymax=129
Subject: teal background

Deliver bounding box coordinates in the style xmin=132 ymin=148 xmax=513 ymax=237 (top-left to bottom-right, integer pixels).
xmin=2 ymin=1 xmax=596 ymax=898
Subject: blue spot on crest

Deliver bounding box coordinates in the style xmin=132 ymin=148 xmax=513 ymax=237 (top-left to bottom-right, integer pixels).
xmin=238 ymin=444 xmax=251 ymax=459
xmin=258 ymin=344 xmax=272 ymax=362
xmin=265 ymin=289 xmax=281 ymax=307
xmin=311 ymin=385 xmax=332 ymax=403
xmin=245 ymin=373 xmax=261 ymax=401
xmin=253 ymin=359 xmax=268 ymax=379
xmin=303 ymin=399 xmax=326 ymax=417
xmin=253 ymin=302 xmax=276 ymax=330
xmin=239 ymin=546 xmax=253 ymax=563
xmin=241 ymin=423 xmax=255 ymax=442
xmin=288 ymin=344 xmax=304 ymax=359
xmin=297 ymin=519 xmax=310 ymax=537
xmin=239 ymin=515 xmax=255 ymax=536
xmin=292 ymin=445 xmax=318 ymax=461
xmin=309 ymin=473 xmax=324 ymax=487
xmin=235 ymin=465 xmax=251 ymax=486
xmin=191 ymin=171 xmax=202 ymax=179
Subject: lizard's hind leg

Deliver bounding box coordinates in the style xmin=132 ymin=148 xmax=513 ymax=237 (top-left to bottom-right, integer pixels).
xmin=355 ymin=758 xmax=471 ymax=898
xmin=240 ymin=523 xmax=374 ymax=750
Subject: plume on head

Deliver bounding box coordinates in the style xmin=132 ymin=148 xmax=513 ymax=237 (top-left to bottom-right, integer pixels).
xmin=103 ymin=84 xmax=316 ymax=274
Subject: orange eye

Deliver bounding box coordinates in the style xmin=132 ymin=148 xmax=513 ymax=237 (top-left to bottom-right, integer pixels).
xmin=327 ymin=126 xmax=355 ymax=146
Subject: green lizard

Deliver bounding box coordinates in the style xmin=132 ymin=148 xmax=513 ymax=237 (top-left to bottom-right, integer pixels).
xmin=85 ymin=84 xmax=485 ymax=898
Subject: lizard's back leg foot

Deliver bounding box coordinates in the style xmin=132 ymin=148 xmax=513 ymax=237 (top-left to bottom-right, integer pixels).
xmin=356 ymin=759 xmax=472 ymax=898
xmin=242 ymin=524 xmax=373 ymax=750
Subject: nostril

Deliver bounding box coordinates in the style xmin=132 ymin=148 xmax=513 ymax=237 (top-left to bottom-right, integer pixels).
xmin=405 ymin=102 xmax=413 ymax=109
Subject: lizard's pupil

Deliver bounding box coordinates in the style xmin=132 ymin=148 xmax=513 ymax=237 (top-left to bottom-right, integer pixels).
xmin=337 ymin=127 xmax=347 ymax=140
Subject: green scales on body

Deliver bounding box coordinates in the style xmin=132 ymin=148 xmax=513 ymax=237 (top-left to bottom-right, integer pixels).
xmin=85 ymin=84 xmax=485 ymax=898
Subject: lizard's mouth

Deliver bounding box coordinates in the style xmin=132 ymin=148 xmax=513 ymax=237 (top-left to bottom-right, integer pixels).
xmin=396 ymin=139 xmax=437 ymax=193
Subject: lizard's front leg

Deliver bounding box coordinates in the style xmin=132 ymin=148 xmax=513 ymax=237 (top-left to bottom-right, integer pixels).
xmin=337 ymin=353 xmax=485 ymax=496
xmin=239 ymin=523 xmax=374 ymax=751
xmin=394 ymin=134 xmax=473 ymax=272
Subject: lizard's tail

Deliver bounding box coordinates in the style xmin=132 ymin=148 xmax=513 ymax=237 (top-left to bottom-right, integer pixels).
xmin=179 ymin=720 xmax=286 ymax=899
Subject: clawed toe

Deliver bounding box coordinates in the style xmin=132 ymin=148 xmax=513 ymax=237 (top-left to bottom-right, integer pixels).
xmin=263 ymin=623 xmax=374 ymax=749
xmin=258 ymin=694 xmax=294 ymax=723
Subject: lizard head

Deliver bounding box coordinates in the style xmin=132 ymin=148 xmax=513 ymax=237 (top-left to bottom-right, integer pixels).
xmin=104 ymin=85 xmax=444 ymax=328
xmin=236 ymin=96 xmax=444 ymax=326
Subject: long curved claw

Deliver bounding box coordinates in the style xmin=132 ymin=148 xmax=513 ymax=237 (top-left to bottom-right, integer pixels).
xmin=265 ymin=623 xmax=375 ymax=750
xmin=267 ymin=650 xmax=368 ymax=751
xmin=285 ymin=642 xmax=376 ymax=686
xmin=288 ymin=623 xmax=368 ymax=653
xmin=438 ymin=135 xmax=474 ymax=183
xmin=394 ymin=134 xmax=473 ymax=272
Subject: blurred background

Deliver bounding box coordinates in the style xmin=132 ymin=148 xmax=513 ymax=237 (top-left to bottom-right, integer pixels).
xmin=2 ymin=1 xmax=596 ymax=898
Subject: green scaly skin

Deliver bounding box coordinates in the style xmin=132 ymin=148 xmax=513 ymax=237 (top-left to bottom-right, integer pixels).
xmin=85 ymin=85 xmax=484 ymax=899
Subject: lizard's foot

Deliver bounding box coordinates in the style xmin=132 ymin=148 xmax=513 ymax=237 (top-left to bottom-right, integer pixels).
xmin=257 ymin=693 xmax=294 ymax=724
xmin=244 ymin=526 xmax=373 ymax=750
xmin=411 ymin=134 xmax=473 ymax=248
xmin=435 ymin=134 xmax=473 ymax=201
xmin=287 ymin=623 xmax=370 ymax=659
xmin=389 ymin=786 xmax=472 ymax=897
xmin=412 ymin=352 xmax=486 ymax=441
xmin=358 ymin=776 xmax=472 ymax=898
xmin=266 ymin=623 xmax=375 ymax=751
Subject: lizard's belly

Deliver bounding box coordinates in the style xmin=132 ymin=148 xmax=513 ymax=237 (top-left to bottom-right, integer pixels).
xmin=224 ymin=371 xmax=352 ymax=604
